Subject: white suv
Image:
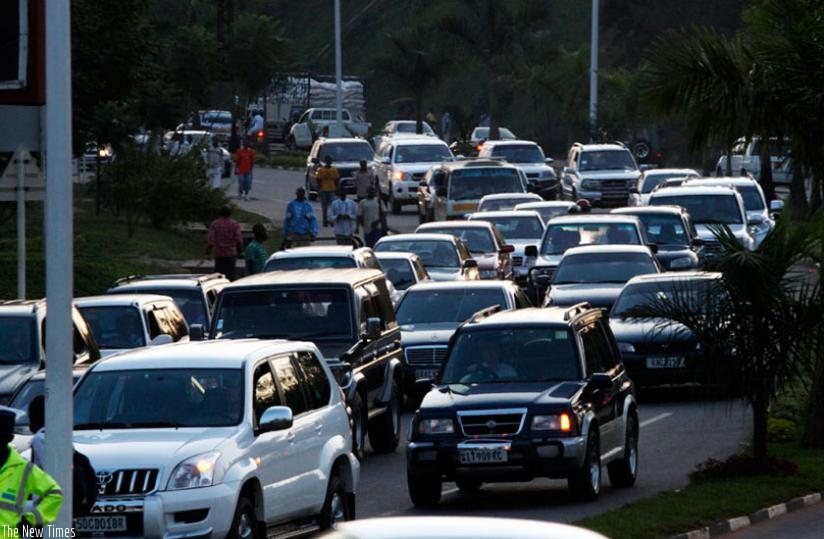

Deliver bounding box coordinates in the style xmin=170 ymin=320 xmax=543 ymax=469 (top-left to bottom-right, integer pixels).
xmin=561 ymin=142 xmax=641 ymax=206
xmin=72 ymin=339 xmax=359 ymax=538
xmin=373 ymin=137 xmax=454 ymax=214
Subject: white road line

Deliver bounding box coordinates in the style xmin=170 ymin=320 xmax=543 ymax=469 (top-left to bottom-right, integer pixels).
xmin=640 ymin=412 xmax=672 ymax=428
xmin=441 ymin=487 xmax=460 ymax=496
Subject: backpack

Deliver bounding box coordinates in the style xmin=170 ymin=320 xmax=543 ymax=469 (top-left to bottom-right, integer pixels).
xmin=73 ymin=450 xmax=98 ymax=517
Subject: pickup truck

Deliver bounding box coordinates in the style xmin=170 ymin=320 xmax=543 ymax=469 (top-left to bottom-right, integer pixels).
xmin=287 ymin=108 xmax=371 ymax=150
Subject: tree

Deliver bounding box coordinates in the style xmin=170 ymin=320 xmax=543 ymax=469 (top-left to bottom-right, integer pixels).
xmin=225 ymin=13 xmax=290 ymax=105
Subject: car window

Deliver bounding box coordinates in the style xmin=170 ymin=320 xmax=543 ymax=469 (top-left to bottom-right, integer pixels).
xmin=375 ymin=240 xmax=460 ymax=269
xmin=0 ymin=316 xmax=38 ymax=364
xmin=476 ymin=215 xmax=544 ymax=240
xmin=79 ymin=306 xmax=146 ymax=350
xmin=397 ymin=288 xmax=510 ymax=325
xmin=271 ymin=355 xmax=308 ymax=416
xmin=394 ymin=144 xmax=452 ymax=164
xmin=377 ymin=258 xmax=417 ymax=290
xmin=264 ymin=256 xmax=358 ymax=272
xmin=490 ymin=144 xmax=545 ymax=163
xmin=579 ymin=150 xmax=637 ymax=171
xmin=650 ymin=194 xmax=743 ymax=224
xmin=581 ymin=324 xmax=612 ymax=376
xmin=540 ymin=223 xmax=641 ymax=255
xmin=422 ymin=227 xmax=495 ymax=253
xmin=448 ymin=169 xmax=524 ymax=201
xmin=295 ymin=351 xmax=331 ymax=410
xmin=253 ymin=362 xmax=281 ymax=426
xmin=634 ymin=214 xmax=689 ymax=245
xmin=553 ymin=252 xmax=657 ymax=285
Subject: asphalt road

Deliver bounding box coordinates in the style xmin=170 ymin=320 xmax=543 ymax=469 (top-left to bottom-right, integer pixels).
xmin=728 ymin=502 xmax=824 ymax=539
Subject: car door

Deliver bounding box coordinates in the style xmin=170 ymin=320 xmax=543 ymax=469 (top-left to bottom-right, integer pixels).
xmin=580 ymin=322 xmax=622 ymax=455
xmin=292 ymin=111 xmax=313 ymax=148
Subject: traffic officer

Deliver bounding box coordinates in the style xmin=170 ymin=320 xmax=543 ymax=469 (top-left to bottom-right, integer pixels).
xmin=0 ymin=409 xmax=63 ymax=534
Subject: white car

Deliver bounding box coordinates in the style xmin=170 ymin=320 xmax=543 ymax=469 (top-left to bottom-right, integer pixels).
xmin=468 ymin=210 xmax=545 ymax=286
xmin=634 ymin=168 xmax=700 ymax=205
xmin=513 ymin=200 xmax=579 ymax=225
xmin=476 ymin=192 xmax=543 ymax=212
xmin=72 ymin=339 xmax=359 ymax=537
xmin=715 ymin=136 xmax=791 ymax=184
xmin=373 ymin=137 xmax=454 ymax=214
xmin=374 ymin=251 xmax=432 ymax=303
xmin=372 ymin=120 xmax=437 ymax=147
xmin=477 ymin=139 xmax=559 ymax=199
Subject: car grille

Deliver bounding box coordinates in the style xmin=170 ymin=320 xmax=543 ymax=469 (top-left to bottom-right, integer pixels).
xmin=512 ymin=256 xmax=524 ymax=266
xmin=338 ymin=167 xmax=358 ymax=178
xmin=97 ymin=469 xmax=160 ymax=497
xmin=633 ymin=341 xmax=697 ymax=355
xmin=593 ymin=179 xmax=631 ymax=205
xmin=702 ymin=240 xmax=724 ymax=257
xmin=411 ymin=172 xmax=426 ymax=180
xmin=526 ymin=172 xmax=539 ymax=179
xmin=405 ymin=346 xmax=449 ymax=366
xmin=457 ymin=409 xmax=526 ymax=437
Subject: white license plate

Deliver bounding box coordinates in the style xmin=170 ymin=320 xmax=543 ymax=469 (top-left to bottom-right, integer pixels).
xmin=73 ymin=515 xmax=128 ymax=532
xmin=646 ymin=356 xmax=686 ymax=369
xmin=459 ymin=448 xmax=508 ymax=464
xmin=416 ymin=368 xmax=439 ymax=380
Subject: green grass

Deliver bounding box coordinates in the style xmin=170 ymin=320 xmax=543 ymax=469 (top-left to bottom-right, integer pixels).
xmin=262 ymin=153 xmax=307 ymax=168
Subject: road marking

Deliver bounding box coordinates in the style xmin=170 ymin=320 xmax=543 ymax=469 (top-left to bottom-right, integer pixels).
xmin=640 ymin=412 xmax=672 ymax=428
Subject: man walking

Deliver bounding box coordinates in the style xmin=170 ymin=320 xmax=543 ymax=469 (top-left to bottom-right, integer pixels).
xmin=441 ymin=109 xmax=452 ymax=142
xmin=283 ymin=187 xmax=318 ymax=247
xmin=357 ymin=186 xmax=387 ymax=247
xmin=353 ymin=160 xmax=376 ymax=201
xmin=205 ymin=205 xmax=244 ymax=281
xmin=206 ymin=138 xmax=224 ymax=189
xmin=234 ymin=139 xmax=256 ymax=200
xmin=316 ymin=155 xmax=340 ymax=227
xmin=0 ymin=409 xmax=63 ymax=535
xmin=328 ymin=186 xmax=358 ymax=245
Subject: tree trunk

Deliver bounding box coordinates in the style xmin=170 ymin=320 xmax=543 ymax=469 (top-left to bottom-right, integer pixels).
xmin=751 ymin=391 xmax=770 ymax=468
xmin=488 ymin=73 xmax=500 ymax=141
xmin=790 ymin=162 xmax=809 ymax=219
xmin=811 ymin=172 xmax=822 ymax=213
xmin=759 ymin=145 xmax=775 ymax=201
xmin=803 ymin=337 xmax=824 ymax=447
xmin=725 ymin=142 xmax=733 ymax=176
xmin=414 ymin=93 xmax=424 ymax=136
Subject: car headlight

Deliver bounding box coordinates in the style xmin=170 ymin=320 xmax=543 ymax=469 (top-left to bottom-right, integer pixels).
xmin=167 ymin=451 xmax=221 ymax=490
xmin=531 ymin=413 xmax=574 ymax=432
xmin=418 ymin=418 xmax=455 ymax=435
xmin=669 ymin=256 xmax=694 ymax=270
xmin=581 ymin=179 xmax=598 ymax=190
xmin=616 ymin=342 xmax=635 ymax=353
xmin=392 ymin=170 xmax=409 ymax=181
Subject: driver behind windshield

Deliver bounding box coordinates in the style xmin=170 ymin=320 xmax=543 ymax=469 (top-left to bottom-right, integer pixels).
xmin=459 ymin=338 xmax=518 ymax=383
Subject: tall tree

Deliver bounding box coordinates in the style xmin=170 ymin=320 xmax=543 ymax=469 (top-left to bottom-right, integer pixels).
xmin=225 ymin=13 xmax=290 ymax=105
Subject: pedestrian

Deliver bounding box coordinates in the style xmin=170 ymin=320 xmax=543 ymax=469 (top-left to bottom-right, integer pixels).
xmin=247 ymin=109 xmax=264 ymax=138
xmin=283 ymin=187 xmax=318 ymax=248
xmin=441 ymin=109 xmax=452 ymax=142
xmin=353 ymin=160 xmax=376 ymax=201
xmin=205 ymin=205 xmax=243 ymax=281
xmin=206 ymin=138 xmax=224 ymax=189
xmin=426 ymin=108 xmax=437 ymax=127
xmin=179 ymin=134 xmax=194 ymax=154
xmin=316 ymin=155 xmax=340 ymax=227
xmin=0 ymin=409 xmax=63 ymax=534
xmin=235 ymin=139 xmax=256 ymax=200
xmin=244 ymin=223 xmax=269 ymax=275
xmin=328 ymin=186 xmax=358 ymax=245
xmin=357 ymin=186 xmax=388 ymax=248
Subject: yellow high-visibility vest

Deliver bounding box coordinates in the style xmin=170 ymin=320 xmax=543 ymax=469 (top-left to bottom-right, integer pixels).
xmin=0 ymin=445 xmax=63 ymax=532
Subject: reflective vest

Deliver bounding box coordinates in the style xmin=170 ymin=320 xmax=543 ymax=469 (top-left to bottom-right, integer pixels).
xmin=0 ymin=446 xmax=63 ymax=530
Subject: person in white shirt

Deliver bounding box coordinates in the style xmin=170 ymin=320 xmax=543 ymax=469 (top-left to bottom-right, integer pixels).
xmin=328 ymin=187 xmax=358 ymax=245
xmin=247 ymin=111 xmax=264 ymax=137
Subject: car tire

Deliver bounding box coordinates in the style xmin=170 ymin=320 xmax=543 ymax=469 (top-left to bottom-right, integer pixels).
xmin=456 ymin=479 xmax=482 ymax=494
xmin=350 ymin=392 xmax=368 ymax=461
xmin=633 ymin=139 xmax=651 ymax=161
xmin=391 ymin=193 xmax=402 ymax=215
xmin=608 ymin=413 xmax=639 ymax=488
xmin=568 ymin=430 xmax=601 ymax=501
xmin=408 ymin=469 xmax=442 ymax=507
xmin=317 ymin=473 xmax=354 ymax=530
xmin=227 ymin=497 xmax=259 ymax=539
xmin=368 ymin=379 xmax=402 ymax=454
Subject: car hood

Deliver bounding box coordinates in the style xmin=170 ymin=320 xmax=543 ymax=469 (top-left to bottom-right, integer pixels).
xmin=0 ymin=363 xmax=39 ymax=401
xmin=392 ymin=163 xmax=441 ymax=174
xmin=74 ymin=427 xmax=240 ymax=470
xmin=579 ymin=169 xmax=641 ymax=180
xmin=469 ymin=252 xmax=498 ymax=270
xmin=535 ymin=254 xmax=563 ymax=266
xmin=653 ymin=247 xmax=699 ymax=270
xmin=516 ymin=164 xmax=555 ymax=174
xmin=694 ymin=223 xmax=752 ymax=247
xmin=507 ymin=240 xmax=540 ymax=258
xmin=426 ymin=268 xmax=465 ymax=281
xmin=401 ymin=325 xmax=459 ymax=347
xmin=548 ymin=283 xmax=625 ymax=309
xmin=421 ymin=381 xmax=584 ymax=410
xmin=609 ymin=317 xmax=695 ymax=342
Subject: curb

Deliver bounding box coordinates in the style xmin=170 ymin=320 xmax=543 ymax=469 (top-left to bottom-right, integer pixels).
xmin=669 ymin=492 xmax=822 ymax=539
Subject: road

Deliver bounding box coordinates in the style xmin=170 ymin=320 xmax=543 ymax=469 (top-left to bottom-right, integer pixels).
xmin=728 ymin=502 xmax=824 ymax=539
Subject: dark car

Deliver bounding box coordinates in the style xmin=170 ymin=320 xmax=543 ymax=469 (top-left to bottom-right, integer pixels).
xmin=545 ymin=245 xmax=662 ymax=310
xmin=609 ymin=272 xmax=734 ymax=387
xmin=406 ymin=304 xmax=639 ymax=505
xmin=306 ymin=137 xmax=376 ymax=199
xmin=611 ymin=206 xmax=704 ymax=270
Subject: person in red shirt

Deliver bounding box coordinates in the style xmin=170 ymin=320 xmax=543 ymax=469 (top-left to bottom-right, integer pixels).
xmin=235 ymin=139 xmax=256 ymax=200
xmin=205 ymin=205 xmax=244 ymax=280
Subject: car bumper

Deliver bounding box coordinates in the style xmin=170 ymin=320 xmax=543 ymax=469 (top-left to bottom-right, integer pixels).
xmin=620 ymin=352 xmax=734 ymax=387
xmin=577 ymin=189 xmax=629 ymax=207
xmin=407 ymin=435 xmax=587 ymax=482
xmin=390 ymin=180 xmax=419 ymax=202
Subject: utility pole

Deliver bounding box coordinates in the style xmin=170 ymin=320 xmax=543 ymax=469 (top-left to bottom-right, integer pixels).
xmin=334 ymin=0 xmax=343 ymax=137
xmin=589 ymin=0 xmax=599 ymax=143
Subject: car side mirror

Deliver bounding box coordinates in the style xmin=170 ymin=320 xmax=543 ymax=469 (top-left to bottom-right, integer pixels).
xmin=189 ymin=324 xmax=205 ymax=341
xmin=366 ymin=317 xmax=382 ymax=340
xmin=501 ymin=244 xmax=515 ymax=254
xmin=380 ymin=156 xmax=391 ymax=165
xmin=628 ymin=187 xmax=640 ymax=194
xmin=463 ymin=259 xmax=479 ymax=269
xmin=587 ymin=372 xmax=612 ymax=390
xmin=150 ymin=334 xmax=174 ymax=346
xmin=524 ymin=245 xmax=539 ymax=257
xmin=258 ymin=406 xmax=294 ymax=433
xmin=545 ymin=157 xmax=554 ymax=164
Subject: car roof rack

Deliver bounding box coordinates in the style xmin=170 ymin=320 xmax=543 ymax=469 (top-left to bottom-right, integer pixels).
xmin=113 ymin=273 xmax=226 ymax=286
xmin=563 ymin=302 xmax=592 ymax=321
xmin=463 ymin=159 xmax=504 ymax=167
xmin=467 ymin=304 xmax=503 ymax=324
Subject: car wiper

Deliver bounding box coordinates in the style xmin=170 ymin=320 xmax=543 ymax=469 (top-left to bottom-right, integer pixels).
xmin=74 ymin=422 xmax=129 ymax=430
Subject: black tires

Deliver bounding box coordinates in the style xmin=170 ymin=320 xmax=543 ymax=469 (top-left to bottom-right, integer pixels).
xmin=368 ymin=380 xmax=402 ymax=454
xmin=608 ymin=414 xmax=639 ymax=488
xmin=568 ymin=430 xmax=601 ymax=501
xmin=317 ymin=474 xmax=354 ymax=530
xmin=227 ymin=497 xmax=259 ymax=539
xmin=408 ymin=470 xmax=442 ymax=507
xmin=632 ymin=139 xmax=651 ymax=161
xmin=350 ymin=392 xmax=368 ymax=461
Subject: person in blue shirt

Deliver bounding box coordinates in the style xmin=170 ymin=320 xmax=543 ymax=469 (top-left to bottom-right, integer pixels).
xmin=283 ymin=187 xmax=318 ymax=247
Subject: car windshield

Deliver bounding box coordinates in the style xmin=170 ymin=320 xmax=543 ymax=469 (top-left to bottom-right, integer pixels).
xmin=516 ymin=204 xmax=575 ymax=223
xmin=319 ymin=142 xmax=374 ymax=163
xmin=579 ymin=150 xmax=637 ymax=171
xmin=651 ymin=194 xmax=743 ymax=224
xmin=449 ymin=169 xmax=524 ymax=201
xmin=214 ymin=288 xmax=353 ymax=340
xmin=440 ymin=328 xmax=579 ymax=384
xmin=78 ymin=306 xmax=146 ymax=350
xmin=633 ymin=214 xmax=690 ymax=246
xmin=377 ymin=258 xmax=417 ymax=290
xmin=395 ymin=122 xmax=433 ymax=135
xmin=491 ymin=144 xmax=545 ymax=163
xmin=553 ymin=252 xmax=658 ymax=285
xmin=394 ymin=144 xmax=452 ymax=163
xmin=611 ymin=279 xmax=720 ymax=317
xmin=74 ymin=368 xmax=243 ymax=428
xmin=0 ymin=316 xmax=37 ymax=364
xmin=475 ymin=216 xmax=543 ymax=240
xmin=478 ymin=195 xmax=536 ymax=211
xmin=396 ymin=288 xmax=507 ymax=325
xmin=201 ymin=111 xmax=232 ymax=125
xmin=540 ymin=223 xmax=640 ymax=255
xmin=10 ymin=374 xmax=82 ymax=429
xmin=264 ymin=256 xmax=357 ymax=272
xmin=642 ymin=173 xmax=694 ymax=193
xmin=472 ymin=127 xmax=516 ymax=140
xmin=421 ymin=227 xmax=494 ymax=253
xmin=111 ymin=287 xmax=207 ymax=328
xmin=375 ymin=240 xmax=460 ymax=269
xmin=735 ymin=185 xmax=766 ymax=211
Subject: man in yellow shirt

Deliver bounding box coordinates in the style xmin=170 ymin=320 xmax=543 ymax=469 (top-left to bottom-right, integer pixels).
xmin=316 ymin=155 xmax=340 ymax=227
xmin=0 ymin=409 xmax=63 ymax=536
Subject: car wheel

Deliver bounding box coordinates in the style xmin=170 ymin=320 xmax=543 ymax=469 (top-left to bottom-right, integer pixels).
xmin=456 ymin=479 xmax=482 ymax=494
xmin=317 ymin=473 xmax=354 ymax=530
xmin=608 ymin=414 xmax=639 ymax=488
xmin=227 ymin=497 xmax=259 ymax=539
xmin=368 ymin=379 xmax=402 ymax=453
xmin=633 ymin=139 xmax=651 ymax=161
xmin=407 ymin=469 xmax=442 ymax=507
xmin=391 ymin=193 xmax=402 ymax=215
xmin=568 ymin=430 xmax=601 ymax=501
xmin=350 ymin=392 xmax=368 ymax=461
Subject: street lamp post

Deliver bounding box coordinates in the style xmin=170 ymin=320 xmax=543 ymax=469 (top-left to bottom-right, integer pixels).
xmin=589 ymin=0 xmax=599 ymax=143
xmin=334 ymin=0 xmax=343 ymax=137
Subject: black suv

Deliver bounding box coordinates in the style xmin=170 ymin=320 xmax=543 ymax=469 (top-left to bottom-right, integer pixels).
xmin=407 ymin=303 xmax=638 ymax=505
xmin=202 ymin=268 xmax=404 ymax=459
